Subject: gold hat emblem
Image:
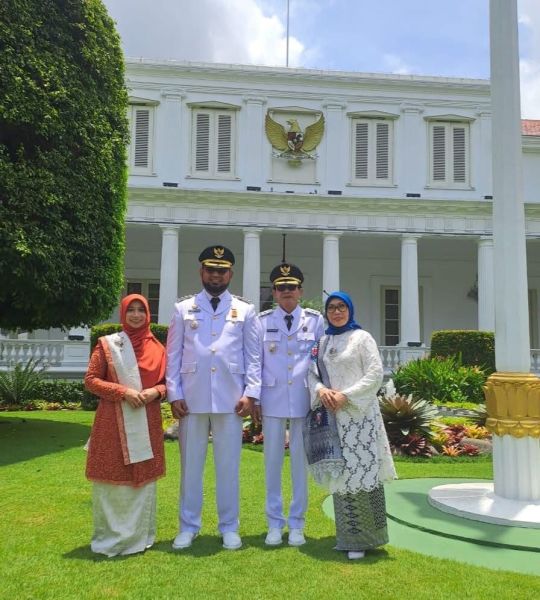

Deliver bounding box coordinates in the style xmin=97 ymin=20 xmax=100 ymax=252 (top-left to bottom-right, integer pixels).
xmin=214 ymin=247 xmax=225 ymax=258
xmin=280 ymin=264 xmax=291 ymax=276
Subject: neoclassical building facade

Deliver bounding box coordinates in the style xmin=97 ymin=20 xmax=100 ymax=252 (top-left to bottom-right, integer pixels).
xmin=2 ymin=59 xmax=540 ymax=373
xmin=121 ymin=59 xmax=540 ymax=349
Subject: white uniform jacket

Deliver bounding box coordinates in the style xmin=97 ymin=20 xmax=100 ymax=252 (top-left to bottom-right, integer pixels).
xmin=258 ymin=305 xmax=324 ymax=418
xmin=166 ymin=290 xmax=261 ymax=413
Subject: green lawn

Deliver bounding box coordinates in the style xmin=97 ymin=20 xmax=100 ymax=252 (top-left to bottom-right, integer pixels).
xmin=1 ymin=410 xmax=539 ymax=599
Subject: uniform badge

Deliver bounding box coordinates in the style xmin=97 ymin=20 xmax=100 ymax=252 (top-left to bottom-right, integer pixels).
xmin=329 ymin=347 xmax=337 ymax=356
xmin=269 ymin=343 xmax=277 ymax=353
xmin=302 ymin=326 xmax=308 ymax=332
xmin=231 ymin=308 xmax=238 ymax=320
xmin=190 ymin=320 xmax=199 ymax=330
xmin=189 ymin=304 xmax=201 ymax=313
xmin=214 ymin=247 xmax=225 ymax=258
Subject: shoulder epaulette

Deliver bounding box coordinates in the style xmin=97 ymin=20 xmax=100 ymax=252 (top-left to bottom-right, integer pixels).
xmin=232 ymin=294 xmax=251 ymax=304
xmin=176 ymin=294 xmax=194 ymax=303
xmin=258 ymin=309 xmax=273 ymax=317
xmin=304 ymin=308 xmax=322 ymax=316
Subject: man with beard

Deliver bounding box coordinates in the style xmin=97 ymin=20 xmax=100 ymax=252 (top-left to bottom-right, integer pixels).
xmin=166 ymin=245 xmax=261 ymax=551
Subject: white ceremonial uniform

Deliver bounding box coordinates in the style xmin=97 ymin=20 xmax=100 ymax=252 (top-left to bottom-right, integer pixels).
xmin=166 ymin=289 xmax=261 ymax=534
xmin=258 ymin=305 xmax=324 ymax=530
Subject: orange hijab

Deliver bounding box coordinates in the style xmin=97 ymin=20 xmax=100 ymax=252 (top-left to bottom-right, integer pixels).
xmin=120 ymin=294 xmax=166 ymax=389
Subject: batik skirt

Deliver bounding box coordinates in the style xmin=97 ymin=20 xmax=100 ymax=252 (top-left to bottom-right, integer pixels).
xmin=333 ymin=484 xmax=389 ymax=552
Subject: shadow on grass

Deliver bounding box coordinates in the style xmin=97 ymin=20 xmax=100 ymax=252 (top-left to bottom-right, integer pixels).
xmin=297 ymin=536 xmax=393 ymax=563
xmin=0 ymin=415 xmax=90 ymax=466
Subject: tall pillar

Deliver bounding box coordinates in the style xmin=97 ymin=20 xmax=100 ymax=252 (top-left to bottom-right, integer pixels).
xmin=323 ymin=100 xmax=347 ymax=191
xmin=322 ymin=233 xmax=341 ymax=297
xmin=476 ymin=110 xmax=493 ymax=197
xmin=400 ymin=235 xmax=421 ymax=345
xmin=477 ymin=237 xmax=495 ymax=331
xmin=487 ymin=0 xmax=539 ymax=501
xmin=242 ymin=229 xmax=261 ymax=308
xmin=243 ymin=97 xmax=266 ymax=186
xmin=158 ymin=225 xmax=180 ymax=324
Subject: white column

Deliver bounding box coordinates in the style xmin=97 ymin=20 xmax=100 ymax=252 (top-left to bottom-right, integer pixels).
xmin=477 ymin=237 xmax=495 ymax=331
xmin=158 ymin=225 xmax=180 ymax=324
xmin=322 ymin=233 xmax=341 ymax=297
xmin=323 ymin=100 xmax=347 ymax=191
xmin=242 ymin=229 xmax=261 ymax=308
xmin=476 ymin=110 xmax=493 ymax=198
xmin=490 ymin=0 xmax=538 ymax=501
xmin=400 ymin=235 xmax=421 ymax=345
xmin=398 ymin=104 xmax=425 ymax=193
xmin=242 ymin=97 xmax=266 ymax=187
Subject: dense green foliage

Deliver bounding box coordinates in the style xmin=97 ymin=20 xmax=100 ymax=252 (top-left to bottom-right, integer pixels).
xmin=0 ymin=358 xmax=46 ymax=405
xmin=35 ymin=379 xmax=85 ymax=405
xmin=379 ymin=394 xmax=439 ymax=444
xmin=431 ymin=330 xmax=495 ymax=374
xmin=392 ymin=355 xmax=487 ymax=404
xmin=90 ymin=323 xmax=168 ymax=350
xmin=0 ymin=0 xmax=128 ymax=330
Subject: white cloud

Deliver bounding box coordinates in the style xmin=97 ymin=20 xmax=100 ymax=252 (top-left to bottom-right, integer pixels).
xmin=382 ymin=53 xmax=414 ymax=76
xmin=103 ymin=0 xmax=304 ymax=67
xmin=519 ymin=0 xmax=540 ymax=118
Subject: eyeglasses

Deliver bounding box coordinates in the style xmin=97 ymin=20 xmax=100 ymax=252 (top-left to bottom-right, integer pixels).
xmin=327 ymin=302 xmax=348 ymax=313
xmin=203 ymin=266 xmax=230 ymax=274
xmin=274 ymin=284 xmax=300 ymax=292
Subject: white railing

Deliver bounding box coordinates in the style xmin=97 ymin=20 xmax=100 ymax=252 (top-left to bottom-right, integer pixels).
xmin=0 ymin=340 xmax=90 ymax=374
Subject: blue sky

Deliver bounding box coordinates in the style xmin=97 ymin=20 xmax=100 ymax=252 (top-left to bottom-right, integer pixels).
xmin=102 ymin=0 xmax=540 ymax=118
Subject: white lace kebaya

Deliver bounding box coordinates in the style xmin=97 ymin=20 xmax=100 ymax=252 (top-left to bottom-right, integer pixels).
xmin=308 ymin=329 xmax=397 ymax=495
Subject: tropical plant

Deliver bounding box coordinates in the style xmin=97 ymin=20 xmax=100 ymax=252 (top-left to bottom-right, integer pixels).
xmin=398 ymin=434 xmax=432 ymax=457
xmin=392 ymin=355 xmax=487 ymax=404
xmin=0 ymin=359 xmax=46 ymax=406
xmin=379 ymin=393 xmax=439 ymax=446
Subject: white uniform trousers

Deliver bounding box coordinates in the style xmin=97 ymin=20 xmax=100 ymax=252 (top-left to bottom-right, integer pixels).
xmin=263 ymin=416 xmax=308 ymax=530
xmin=178 ymin=413 xmax=242 ymax=534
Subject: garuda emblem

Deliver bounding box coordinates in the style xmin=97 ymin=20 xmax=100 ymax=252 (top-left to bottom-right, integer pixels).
xmin=265 ymin=112 xmax=325 ymax=160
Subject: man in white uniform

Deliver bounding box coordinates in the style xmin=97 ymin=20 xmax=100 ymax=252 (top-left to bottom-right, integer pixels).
xmin=167 ymin=245 xmax=261 ymax=550
xmin=255 ymin=263 xmax=324 ymax=546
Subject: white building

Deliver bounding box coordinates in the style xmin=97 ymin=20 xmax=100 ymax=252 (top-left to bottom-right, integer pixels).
xmin=3 ymin=59 xmax=540 ymax=373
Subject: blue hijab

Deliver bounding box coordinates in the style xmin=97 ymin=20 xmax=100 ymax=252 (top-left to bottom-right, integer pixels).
xmin=324 ymin=291 xmax=362 ymax=335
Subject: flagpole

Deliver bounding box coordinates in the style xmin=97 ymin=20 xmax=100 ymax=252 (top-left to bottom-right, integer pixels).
xmin=286 ymin=0 xmax=290 ymax=67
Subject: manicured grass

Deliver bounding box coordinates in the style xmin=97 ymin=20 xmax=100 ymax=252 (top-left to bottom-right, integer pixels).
xmin=1 ymin=410 xmax=539 ymax=599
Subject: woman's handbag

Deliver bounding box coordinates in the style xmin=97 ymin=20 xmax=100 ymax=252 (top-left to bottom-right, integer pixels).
xmin=303 ymin=337 xmax=345 ymax=486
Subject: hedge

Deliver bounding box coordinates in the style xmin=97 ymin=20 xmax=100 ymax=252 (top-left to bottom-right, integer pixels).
xmin=430 ymin=330 xmax=495 ymax=374
xmin=90 ymin=323 xmax=168 ymax=351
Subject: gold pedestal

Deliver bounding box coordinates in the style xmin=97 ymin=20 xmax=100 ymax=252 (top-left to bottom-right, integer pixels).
xmin=484 ymin=372 xmax=540 ymax=438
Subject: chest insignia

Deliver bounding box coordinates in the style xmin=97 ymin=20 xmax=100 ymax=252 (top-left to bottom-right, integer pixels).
xmin=302 ymin=326 xmax=308 ymax=332
xmin=266 ymin=328 xmax=278 ymax=333
xmin=189 ymin=304 xmax=201 ymax=313
xmin=231 ymin=308 xmax=238 ymax=320
xmin=269 ymin=343 xmax=277 ymax=353
xmin=190 ymin=320 xmax=199 ymax=330
xmin=329 ymin=347 xmax=337 ymax=356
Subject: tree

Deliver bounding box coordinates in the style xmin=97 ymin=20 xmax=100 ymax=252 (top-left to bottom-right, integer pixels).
xmin=0 ymin=0 xmax=128 ymax=330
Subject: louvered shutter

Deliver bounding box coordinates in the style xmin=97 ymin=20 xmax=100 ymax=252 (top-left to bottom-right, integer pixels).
xmin=195 ymin=112 xmax=210 ymax=172
xmin=133 ymin=109 xmax=150 ymax=169
xmin=354 ymin=122 xmax=369 ymax=179
xmin=376 ymin=122 xmax=389 ymax=180
xmin=432 ymin=125 xmax=446 ymax=181
xmin=217 ymin=114 xmax=232 ymax=173
xmin=452 ymin=126 xmax=466 ymax=182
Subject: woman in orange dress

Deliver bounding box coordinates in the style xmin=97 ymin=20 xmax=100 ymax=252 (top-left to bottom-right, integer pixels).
xmin=85 ymin=294 xmax=166 ymax=557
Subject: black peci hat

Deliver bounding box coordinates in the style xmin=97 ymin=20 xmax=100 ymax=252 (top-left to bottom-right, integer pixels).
xmin=270 ymin=262 xmax=304 ymax=286
xmin=199 ymin=245 xmax=235 ymax=268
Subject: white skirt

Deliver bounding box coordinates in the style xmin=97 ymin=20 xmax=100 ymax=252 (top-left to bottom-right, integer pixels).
xmin=91 ymin=481 xmax=157 ymax=557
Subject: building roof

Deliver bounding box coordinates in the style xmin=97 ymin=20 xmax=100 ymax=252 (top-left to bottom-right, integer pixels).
xmin=522 ymin=120 xmax=540 ymax=136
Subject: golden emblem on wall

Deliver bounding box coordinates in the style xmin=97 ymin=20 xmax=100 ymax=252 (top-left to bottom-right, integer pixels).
xmin=265 ymin=112 xmax=325 ymax=163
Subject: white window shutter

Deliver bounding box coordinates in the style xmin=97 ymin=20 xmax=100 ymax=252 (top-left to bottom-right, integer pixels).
xmin=375 ymin=122 xmax=389 ymax=180
xmin=195 ymin=112 xmax=210 ymax=172
xmin=452 ymin=126 xmax=466 ymax=182
xmin=354 ymin=122 xmax=369 ymax=179
xmin=432 ymin=125 xmax=446 ymax=181
xmin=133 ymin=109 xmax=150 ymax=168
xmin=217 ymin=114 xmax=232 ymax=173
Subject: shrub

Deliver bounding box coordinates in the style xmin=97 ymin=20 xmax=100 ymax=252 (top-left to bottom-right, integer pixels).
xmin=0 ymin=358 xmax=47 ymax=407
xmin=34 ymin=379 xmax=85 ymax=405
xmin=431 ymin=330 xmax=495 ymax=374
xmin=392 ymin=355 xmax=487 ymax=404
xmin=81 ymin=390 xmax=99 ymax=411
xmin=379 ymin=393 xmax=438 ymax=447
